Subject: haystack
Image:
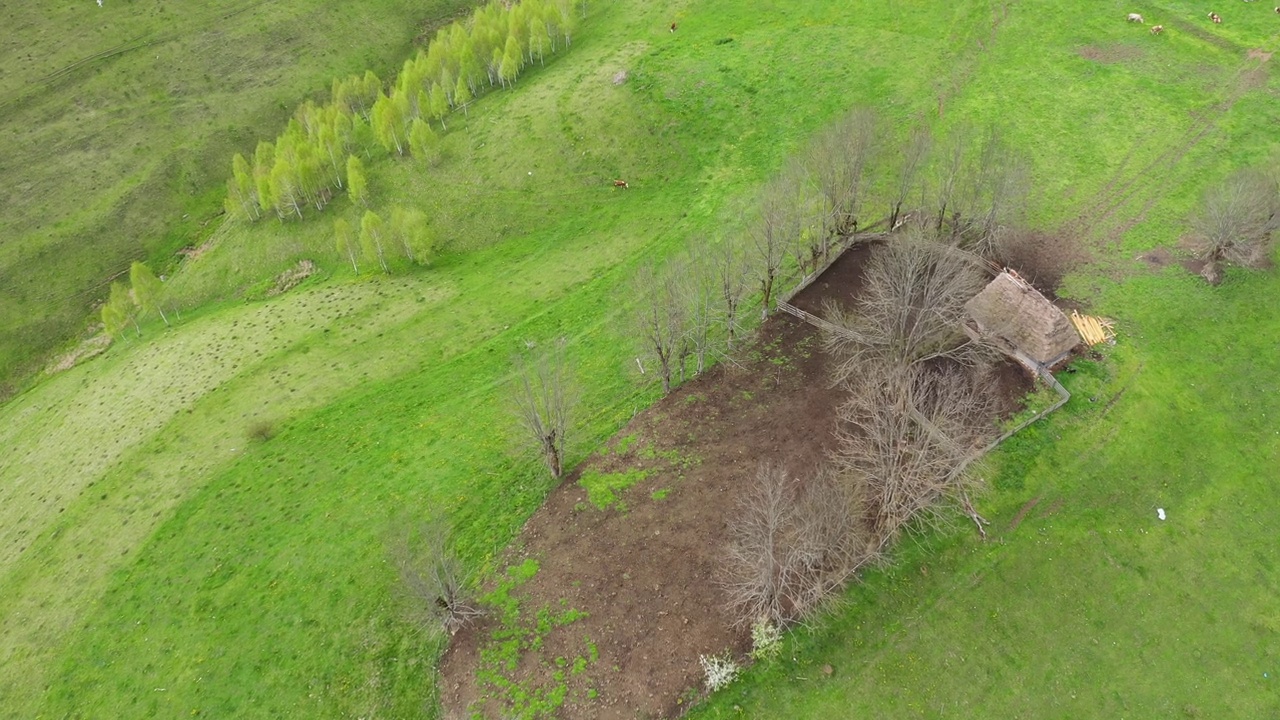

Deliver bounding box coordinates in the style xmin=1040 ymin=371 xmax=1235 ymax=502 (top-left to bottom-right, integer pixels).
xmin=965 ymin=271 xmax=1079 ymax=367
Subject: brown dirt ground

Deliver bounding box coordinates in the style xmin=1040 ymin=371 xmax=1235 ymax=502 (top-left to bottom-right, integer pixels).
xmin=1076 ymin=44 xmax=1145 ymax=65
xmin=788 ymin=241 xmax=877 ymax=315
xmin=439 ymin=252 xmax=1034 ymax=719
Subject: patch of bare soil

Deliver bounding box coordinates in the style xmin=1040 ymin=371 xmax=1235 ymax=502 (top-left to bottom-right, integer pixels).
xmin=1247 ymin=49 xmax=1273 ymax=63
xmin=788 ymin=241 xmax=877 ymax=315
xmin=42 ymin=332 xmax=111 ymax=375
xmin=266 ymin=259 xmax=318 ymax=297
xmin=441 ymin=263 xmax=1034 ymax=719
xmin=1137 ymin=246 xmax=1174 ymax=269
xmin=1006 ymin=496 xmax=1042 ymax=532
xmin=440 ymin=316 xmax=840 ymax=719
xmin=1076 ymin=44 xmax=1145 ymax=65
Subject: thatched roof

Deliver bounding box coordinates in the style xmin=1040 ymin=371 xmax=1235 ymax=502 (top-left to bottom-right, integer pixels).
xmin=965 ymin=272 xmax=1079 ymax=366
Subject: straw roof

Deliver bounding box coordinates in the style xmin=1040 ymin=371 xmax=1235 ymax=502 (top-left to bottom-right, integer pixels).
xmin=965 ymin=272 xmax=1079 ymax=366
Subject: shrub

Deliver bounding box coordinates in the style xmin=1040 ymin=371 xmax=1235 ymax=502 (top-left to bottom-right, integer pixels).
xmin=699 ymin=652 xmax=740 ymax=692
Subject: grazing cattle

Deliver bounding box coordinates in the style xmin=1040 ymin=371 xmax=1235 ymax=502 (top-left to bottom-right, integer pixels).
xmin=1275 ymin=6 xmax=1279 ymax=12
xmin=1209 ymin=11 xmax=1223 ymax=22
xmin=1127 ymin=12 xmax=1144 ymax=22
xmin=613 ymin=179 xmax=629 ymax=189
xmin=670 ymin=22 xmax=678 ymax=32
xmin=1150 ymin=24 xmax=1164 ymax=34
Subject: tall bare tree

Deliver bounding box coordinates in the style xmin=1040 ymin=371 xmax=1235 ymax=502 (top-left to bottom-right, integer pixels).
xmin=822 ymin=233 xmax=991 ymax=385
xmin=679 ymin=249 xmax=718 ymax=377
xmin=632 ymin=262 xmax=688 ymax=394
xmin=389 ymin=517 xmax=483 ymax=635
xmin=722 ymin=463 xmax=870 ymax=627
xmin=932 ymin=128 xmax=969 ymax=237
xmin=751 ymin=173 xmax=804 ymax=317
xmin=833 ymin=361 xmax=996 ymax=545
xmin=1186 ymin=168 xmax=1280 ymax=284
xmin=889 ymin=122 xmax=932 ymax=229
xmin=931 ymin=125 xmax=1030 ymax=258
xmin=511 ymin=337 xmax=576 ymax=479
xmin=711 ymin=235 xmax=750 ymax=350
xmin=807 ymin=107 xmax=880 ymax=240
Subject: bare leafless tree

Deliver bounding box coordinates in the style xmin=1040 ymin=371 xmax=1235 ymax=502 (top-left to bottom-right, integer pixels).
xmin=889 ymin=122 xmax=932 ymax=230
xmin=632 ymin=262 xmax=687 ymax=393
xmin=932 ymin=129 xmax=968 ymax=237
xmin=964 ymin=126 xmax=1031 ymax=259
xmin=390 ymin=518 xmax=484 ymax=635
xmin=679 ymin=249 xmax=718 ymax=377
xmin=1186 ymin=168 xmax=1280 ymax=284
xmin=512 ymin=337 xmax=576 ymax=479
xmin=807 ymin=107 xmax=880 ymax=240
xmin=833 ymin=361 xmax=997 ymax=545
xmin=750 ymin=173 xmax=804 ymax=317
xmin=931 ymin=125 xmax=1030 ymax=258
xmin=710 ymin=235 xmax=750 ymax=350
xmin=822 ymin=233 xmax=992 ymax=385
xmin=781 ymin=160 xmax=826 ymax=277
xmin=722 ymin=463 xmax=871 ymax=628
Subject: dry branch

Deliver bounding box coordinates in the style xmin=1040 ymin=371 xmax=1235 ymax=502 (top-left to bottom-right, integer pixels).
xmin=722 ymin=463 xmax=872 ymax=627
xmin=1186 ymin=168 xmax=1280 ymax=284
xmin=390 ymin=518 xmax=484 ymax=635
xmin=822 ymin=232 xmax=993 ymax=385
xmin=833 ymin=361 xmax=997 ymax=545
xmin=512 ymin=337 xmax=576 ymax=479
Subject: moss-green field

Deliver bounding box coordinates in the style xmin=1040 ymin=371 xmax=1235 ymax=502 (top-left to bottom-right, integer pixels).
xmin=0 ymin=0 xmax=472 ymax=389
xmin=1 ymin=0 xmax=1278 ymax=716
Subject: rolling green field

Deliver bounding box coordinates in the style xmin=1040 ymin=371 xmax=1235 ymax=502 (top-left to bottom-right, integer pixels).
xmin=0 ymin=0 xmax=472 ymax=390
xmin=692 ymin=267 xmax=1280 ymax=718
xmin=1 ymin=0 xmax=1278 ymax=717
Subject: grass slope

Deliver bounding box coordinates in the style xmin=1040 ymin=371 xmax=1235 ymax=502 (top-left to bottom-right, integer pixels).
xmin=690 ymin=267 xmax=1280 ymax=718
xmin=0 ymin=0 xmax=471 ymax=388
xmin=0 ymin=0 xmax=1277 ymax=716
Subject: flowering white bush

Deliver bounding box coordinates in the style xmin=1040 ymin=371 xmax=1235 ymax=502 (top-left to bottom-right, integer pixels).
xmin=699 ymin=652 xmax=740 ymax=692
xmin=750 ymin=616 xmax=782 ymax=660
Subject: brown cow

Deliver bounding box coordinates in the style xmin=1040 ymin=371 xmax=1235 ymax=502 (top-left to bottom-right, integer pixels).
xmin=1209 ymin=11 xmax=1222 ymax=23
xmin=1150 ymin=24 xmax=1164 ymax=34
xmin=613 ymin=179 xmax=630 ymax=189
xmin=670 ymin=22 xmax=678 ymax=32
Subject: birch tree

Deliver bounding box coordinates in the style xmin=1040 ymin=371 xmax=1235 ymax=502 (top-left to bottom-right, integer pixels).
xmin=347 ymin=155 xmax=369 ymax=208
xmin=129 ymin=261 xmax=167 ymax=326
xmin=335 ymin=218 xmax=359 ymax=273
xmin=360 ymin=210 xmax=390 ymax=274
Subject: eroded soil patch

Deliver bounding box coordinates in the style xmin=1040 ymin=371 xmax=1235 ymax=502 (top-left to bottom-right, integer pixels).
xmin=442 ymin=264 xmax=1035 ymax=719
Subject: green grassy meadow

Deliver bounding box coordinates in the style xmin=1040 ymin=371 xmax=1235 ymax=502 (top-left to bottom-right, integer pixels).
xmin=0 ymin=0 xmax=472 ymax=389
xmin=691 ymin=267 xmax=1280 ymax=718
xmin=1 ymin=0 xmax=1278 ymax=716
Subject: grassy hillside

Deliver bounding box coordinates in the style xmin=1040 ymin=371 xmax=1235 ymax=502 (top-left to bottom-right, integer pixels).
xmin=1 ymin=0 xmax=1278 ymax=716
xmin=0 ymin=0 xmax=472 ymax=391
xmin=692 ymin=267 xmax=1280 ymax=718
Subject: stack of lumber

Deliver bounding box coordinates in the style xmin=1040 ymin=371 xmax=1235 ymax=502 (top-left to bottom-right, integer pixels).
xmin=1070 ymin=310 xmax=1116 ymax=346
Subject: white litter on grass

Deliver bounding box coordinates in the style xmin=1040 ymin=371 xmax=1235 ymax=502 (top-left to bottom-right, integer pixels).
xmin=1157 ymin=508 xmax=1166 ymax=521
